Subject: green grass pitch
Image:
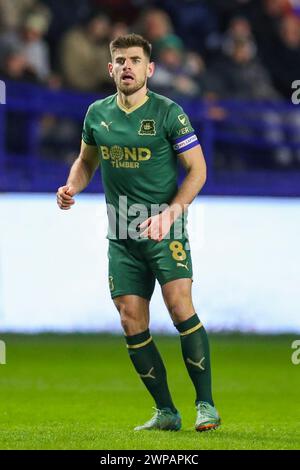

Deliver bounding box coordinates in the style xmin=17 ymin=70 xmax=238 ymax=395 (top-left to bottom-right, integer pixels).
xmin=0 ymin=333 xmax=299 ymax=450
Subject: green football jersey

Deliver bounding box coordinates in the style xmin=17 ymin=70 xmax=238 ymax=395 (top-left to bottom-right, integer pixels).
xmin=82 ymin=90 xmax=199 ymax=239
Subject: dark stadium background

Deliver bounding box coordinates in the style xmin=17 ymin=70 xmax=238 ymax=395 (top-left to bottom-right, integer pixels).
xmin=1 ymin=0 xmax=300 ymax=195
xmin=0 ymin=0 xmax=299 ymax=451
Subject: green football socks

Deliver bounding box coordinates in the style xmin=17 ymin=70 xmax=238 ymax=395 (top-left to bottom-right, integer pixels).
xmin=175 ymin=314 xmax=214 ymax=406
xmin=125 ymin=329 xmax=177 ymax=413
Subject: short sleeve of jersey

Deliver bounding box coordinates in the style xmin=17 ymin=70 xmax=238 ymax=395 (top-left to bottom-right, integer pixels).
xmin=82 ymin=104 xmax=97 ymax=146
xmin=165 ymin=102 xmax=199 ymax=154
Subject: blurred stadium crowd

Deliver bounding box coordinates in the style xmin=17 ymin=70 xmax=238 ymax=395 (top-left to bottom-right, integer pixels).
xmin=1 ymin=0 xmax=300 ymax=178
xmin=1 ymin=0 xmax=299 ymax=98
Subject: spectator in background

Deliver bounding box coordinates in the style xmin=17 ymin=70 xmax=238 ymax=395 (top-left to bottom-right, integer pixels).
xmin=270 ymin=14 xmax=300 ymax=165
xmin=209 ymin=36 xmax=279 ymax=100
xmin=0 ymin=5 xmax=52 ymax=84
xmin=110 ymin=21 xmax=129 ymax=41
xmin=207 ymin=35 xmax=292 ymax=169
xmin=43 ymin=0 xmax=91 ymax=33
xmin=0 ymin=0 xmax=38 ymax=31
xmin=265 ymin=14 xmax=300 ymax=98
xmin=21 ymin=12 xmax=52 ymax=82
xmin=153 ymin=0 xmax=219 ymax=57
xmin=223 ymin=16 xmax=254 ymax=43
xmin=135 ymin=8 xmax=174 ymax=59
xmin=150 ymin=34 xmax=206 ymax=97
xmin=215 ymin=15 xmax=255 ymax=63
xmin=60 ymin=14 xmax=112 ymax=92
xmin=0 ymin=42 xmax=40 ymax=156
xmin=0 ymin=25 xmax=21 ymax=62
xmin=0 ymin=43 xmax=39 ymax=82
xmin=249 ymin=0 xmax=290 ymax=56
xmin=208 ymin=33 xmax=300 ymax=168
xmin=42 ymin=0 xmax=92 ymax=70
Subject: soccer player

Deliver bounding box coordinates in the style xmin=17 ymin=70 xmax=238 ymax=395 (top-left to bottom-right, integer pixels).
xmin=57 ymin=34 xmax=221 ymax=432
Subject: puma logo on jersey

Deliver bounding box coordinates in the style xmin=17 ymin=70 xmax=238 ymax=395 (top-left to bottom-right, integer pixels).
xmin=177 ymin=261 xmax=189 ymax=271
xmin=101 ymin=121 xmax=112 ymax=131
xmin=187 ymin=357 xmax=205 ymax=370
xmin=139 ymin=367 xmax=155 ymax=379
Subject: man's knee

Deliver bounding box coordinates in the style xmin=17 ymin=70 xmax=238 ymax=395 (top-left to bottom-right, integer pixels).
xmin=119 ymin=303 xmax=137 ymax=332
xmin=114 ymin=298 xmax=149 ymax=335
xmin=163 ymin=282 xmax=194 ymax=323
xmin=166 ymin=298 xmax=190 ymax=318
xmin=166 ymin=297 xmax=194 ymax=321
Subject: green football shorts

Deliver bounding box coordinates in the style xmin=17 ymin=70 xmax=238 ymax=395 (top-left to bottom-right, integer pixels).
xmin=108 ymin=235 xmax=193 ymax=300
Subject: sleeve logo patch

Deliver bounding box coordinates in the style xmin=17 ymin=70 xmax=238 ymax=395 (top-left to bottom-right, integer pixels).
xmin=178 ymin=114 xmax=187 ymax=126
xmin=173 ymin=134 xmax=198 ymax=151
xmin=138 ymin=119 xmax=156 ymax=135
xmin=177 ymin=126 xmax=190 ymax=136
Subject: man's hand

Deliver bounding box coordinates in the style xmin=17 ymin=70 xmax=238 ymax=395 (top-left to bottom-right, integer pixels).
xmin=139 ymin=209 xmax=175 ymax=242
xmin=56 ymin=185 xmax=76 ymax=210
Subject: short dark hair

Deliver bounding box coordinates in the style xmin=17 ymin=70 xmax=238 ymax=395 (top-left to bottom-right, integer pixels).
xmin=110 ymin=33 xmax=152 ymax=60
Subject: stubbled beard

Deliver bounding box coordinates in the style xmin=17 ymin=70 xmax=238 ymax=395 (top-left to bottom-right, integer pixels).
xmin=116 ymin=77 xmax=146 ymax=96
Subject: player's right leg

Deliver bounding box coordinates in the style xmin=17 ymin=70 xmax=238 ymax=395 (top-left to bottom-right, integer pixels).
xmin=108 ymin=239 xmax=181 ymax=430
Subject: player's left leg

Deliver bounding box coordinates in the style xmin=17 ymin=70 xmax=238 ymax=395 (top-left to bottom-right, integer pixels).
xmin=162 ymin=278 xmax=221 ymax=431
xmin=142 ymin=235 xmax=220 ymax=430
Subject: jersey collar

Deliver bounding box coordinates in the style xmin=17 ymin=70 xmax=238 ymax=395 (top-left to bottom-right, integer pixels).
xmin=116 ymin=92 xmax=149 ymax=114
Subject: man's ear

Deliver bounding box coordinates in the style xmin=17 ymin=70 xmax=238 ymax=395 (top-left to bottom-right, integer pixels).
xmin=108 ymin=62 xmax=113 ymax=77
xmin=147 ymin=61 xmax=155 ymax=78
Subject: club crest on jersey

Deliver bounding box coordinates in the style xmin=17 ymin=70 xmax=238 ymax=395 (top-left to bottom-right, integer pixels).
xmin=138 ymin=119 xmax=156 ymax=136
xmin=178 ymin=114 xmax=187 ymax=126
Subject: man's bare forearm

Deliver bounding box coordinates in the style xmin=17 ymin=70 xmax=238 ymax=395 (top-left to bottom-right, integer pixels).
xmin=66 ymin=156 xmax=96 ymax=194
xmin=169 ymin=169 xmax=206 ymax=222
xmin=139 ymin=168 xmax=206 ymax=241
